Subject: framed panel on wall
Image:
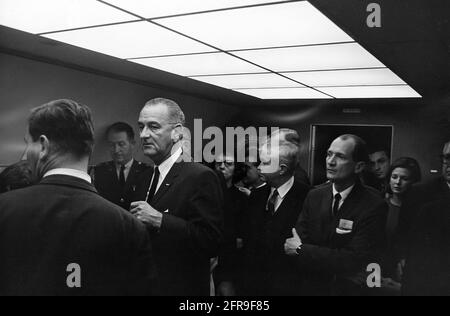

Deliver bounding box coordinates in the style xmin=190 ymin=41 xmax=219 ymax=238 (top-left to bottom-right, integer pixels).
xmin=309 ymin=124 xmax=394 ymax=186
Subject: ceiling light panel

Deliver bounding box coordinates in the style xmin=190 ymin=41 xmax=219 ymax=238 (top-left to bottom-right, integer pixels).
xmin=234 ymin=43 xmax=385 ymax=72
xmin=44 ymin=21 xmax=216 ymax=59
xmin=284 ymin=68 xmax=406 ymax=86
xmin=157 ymin=1 xmax=353 ymax=51
xmin=131 ymin=53 xmax=263 ymax=76
xmin=103 ymin=0 xmax=288 ymax=18
xmin=189 ymin=73 xmax=302 ymax=89
xmin=320 ymin=85 xmax=422 ymax=98
xmin=0 ymin=0 xmax=135 ymax=34
xmin=234 ymin=87 xmax=332 ymax=99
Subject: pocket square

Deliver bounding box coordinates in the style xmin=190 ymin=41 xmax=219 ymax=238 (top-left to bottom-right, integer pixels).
xmin=336 ymin=228 xmax=352 ymax=235
xmin=164 ymin=209 xmax=170 ymax=213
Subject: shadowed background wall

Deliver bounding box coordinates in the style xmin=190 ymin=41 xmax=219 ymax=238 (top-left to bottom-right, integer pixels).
xmin=0 ymin=52 xmax=240 ymax=167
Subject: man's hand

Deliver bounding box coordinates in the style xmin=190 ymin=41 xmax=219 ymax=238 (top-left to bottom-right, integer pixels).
xmin=284 ymin=228 xmax=302 ymax=256
xmin=130 ymin=201 xmax=163 ymax=229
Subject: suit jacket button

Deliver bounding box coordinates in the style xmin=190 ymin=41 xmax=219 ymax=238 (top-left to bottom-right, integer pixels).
xmin=120 ymin=198 xmax=125 ymax=203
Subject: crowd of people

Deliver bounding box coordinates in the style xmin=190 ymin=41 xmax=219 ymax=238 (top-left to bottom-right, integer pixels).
xmin=0 ymin=98 xmax=448 ymax=296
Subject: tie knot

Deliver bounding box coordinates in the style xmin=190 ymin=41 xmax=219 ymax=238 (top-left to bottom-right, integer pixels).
xmin=120 ymin=165 xmax=126 ymax=172
xmin=335 ymin=193 xmax=342 ymax=201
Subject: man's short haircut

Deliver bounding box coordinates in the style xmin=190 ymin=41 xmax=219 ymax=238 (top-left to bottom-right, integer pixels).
xmin=369 ymin=147 xmax=390 ymax=159
xmin=278 ymin=140 xmax=300 ymax=175
xmin=339 ymin=134 xmax=369 ymax=163
xmin=28 ymin=99 xmax=95 ymax=158
xmin=0 ymin=161 xmax=33 ymax=193
xmin=145 ymin=98 xmax=186 ymax=126
xmin=106 ymin=122 xmax=135 ymax=142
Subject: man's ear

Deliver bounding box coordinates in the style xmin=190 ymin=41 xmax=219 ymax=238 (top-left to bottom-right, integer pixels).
xmin=171 ymin=124 xmax=183 ymax=143
xmin=39 ymin=135 xmax=50 ymax=160
xmin=355 ymin=161 xmax=366 ymax=174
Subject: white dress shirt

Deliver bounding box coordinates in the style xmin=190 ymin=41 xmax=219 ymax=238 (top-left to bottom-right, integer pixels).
xmin=44 ymin=168 xmax=92 ymax=184
xmin=155 ymin=147 xmax=183 ymax=193
xmin=267 ymin=176 xmax=295 ymax=213
xmin=332 ymin=183 xmax=355 ymax=211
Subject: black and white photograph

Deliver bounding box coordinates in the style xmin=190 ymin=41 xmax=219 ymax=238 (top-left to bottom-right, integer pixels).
xmin=0 ymin=0 xmax=448 ymax=300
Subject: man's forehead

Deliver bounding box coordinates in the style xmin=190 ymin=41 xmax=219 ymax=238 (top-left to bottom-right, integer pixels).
xmin=370 ymin=151 xmax=388 ymax=160
xmin=108 ymin=131 xmax=128 ymax=141
xmin=139 ymin=104 xmax=169 ymax=123
xmin=329 ymin=138 xmax=354 ymax=156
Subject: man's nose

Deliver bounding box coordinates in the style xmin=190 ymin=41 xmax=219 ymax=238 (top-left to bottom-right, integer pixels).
xmin=327 ymin=156 xmax=336 ymax=165
xmin=140 ymin=126 xmax=150 ymax=139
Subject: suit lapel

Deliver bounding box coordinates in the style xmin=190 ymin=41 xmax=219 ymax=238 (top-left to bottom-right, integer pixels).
xmin=124 ymin=161 xmax=139 ymax=192
xmin=151 ymin=162 xmax=183 ymax=205
xmin=273 ymin=183 xmax=297 ymax=218
xmin=336 ymin=182 xmax=363 ymax=220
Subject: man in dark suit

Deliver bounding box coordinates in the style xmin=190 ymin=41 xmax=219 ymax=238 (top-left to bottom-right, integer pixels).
xmin=0 ymin=99 xmax=155 ymax=296
xmin=92 ymin=122 xmax=150 ymax=210
xmin=285 ymin=134 xmax=388 ymax=296
xmin=242 ymin=135 xmax=310 ymax=296
xmin=130 ymin=98 xmax=223 ymax=296
xmin=401 ymin=140 xmax=450 ymax=295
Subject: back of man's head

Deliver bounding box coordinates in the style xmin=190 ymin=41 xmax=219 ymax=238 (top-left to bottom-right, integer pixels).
xmin=28 ymin=99 xmax=95 ymax=158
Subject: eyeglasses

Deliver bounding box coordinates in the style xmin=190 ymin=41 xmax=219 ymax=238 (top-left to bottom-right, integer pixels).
xmin=441 ymin=154 xmax=450 ymax=164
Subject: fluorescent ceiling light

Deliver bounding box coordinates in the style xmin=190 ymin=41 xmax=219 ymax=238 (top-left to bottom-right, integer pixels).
xmin=284 ymin=68 xmax=406 ymax=86
xmin=103 ymin=0 xmax=287 ymax=18
xmin=0 ymin=0 xmax=135 ymax=34
xmin=44 ymin=21 xmax=215 ymax=59
xmin=234 ymin=43 xmax=385 ymax=72
xmin=189 ymin=73 xmax=302 ymax=89
xmin=131 ymin=53 xmax=263 ymax=76
xmin=320 ymin=85 xmax=422 ymax=98
xmin=234 ymin=87 xmax=332 ymax=99
xmin=158 ymin=1 xmax=353 ymax=51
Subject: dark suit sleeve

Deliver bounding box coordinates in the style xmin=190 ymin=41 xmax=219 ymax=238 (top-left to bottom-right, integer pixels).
xmin=158 ymin=169 xmax=224 ymax=258
xmin=122 ymin=215 xmax=157 ymax=295
xmin=297 ymin=193 xmax=313 ymax=244
xmin=295 ymin=199 xmax=388 ymax=275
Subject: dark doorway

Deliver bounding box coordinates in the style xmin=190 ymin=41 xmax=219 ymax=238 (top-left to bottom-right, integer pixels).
xmin=309 ymin=124 xmax=394 ymax=185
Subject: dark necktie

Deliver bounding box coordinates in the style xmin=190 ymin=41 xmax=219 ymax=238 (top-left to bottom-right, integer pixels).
xmin=146 ymin=166 xmax=160 ymax=203
xmin=267 ymin=189 xmax=279 ymax=216
xmin=119 ymin=165 xmax=126 ymax=189
xmin=332 ymin=193 xmax=342 ymax=216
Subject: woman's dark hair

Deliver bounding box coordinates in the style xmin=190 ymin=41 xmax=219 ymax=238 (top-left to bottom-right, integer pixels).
xmin=388 ymin=157 xmax=422 ymax=185
xmin=0 ymin=161 xmax=33 ymax=193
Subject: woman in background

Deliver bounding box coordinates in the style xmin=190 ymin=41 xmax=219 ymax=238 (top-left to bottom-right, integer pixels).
xmin=381 ymin=157 xmax=421 ymax=295
xmin=213 ymin=153 xmax=250 ymax=296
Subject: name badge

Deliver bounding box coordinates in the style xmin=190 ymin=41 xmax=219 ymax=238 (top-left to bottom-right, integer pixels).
xmin=339 ymin=219 xmax=354 ymax=231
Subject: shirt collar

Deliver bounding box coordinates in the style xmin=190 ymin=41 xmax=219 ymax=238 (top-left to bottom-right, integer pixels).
xmin=272 ymin=176 xmax=295 ymax=199
xmin=44 ymin=168 xmax=92 ymax=184
xmin=253 ymin=182 xmax=267 ymax=190
xmin=157 ymin=147 xmax=183 ymax=177
xmin=116 ymin=159 xmax=134 ymax=170
xmin=333 ymin=183 xmax=355 ymax=201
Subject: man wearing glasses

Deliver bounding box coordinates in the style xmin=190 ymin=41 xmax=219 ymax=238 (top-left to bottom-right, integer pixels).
xmin=130 ymin=98 xmax=223 ymax=296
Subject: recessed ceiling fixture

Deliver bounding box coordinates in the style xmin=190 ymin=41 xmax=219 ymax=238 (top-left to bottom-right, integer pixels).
xmin=0 ymin=0 xmax=422 ymax=99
